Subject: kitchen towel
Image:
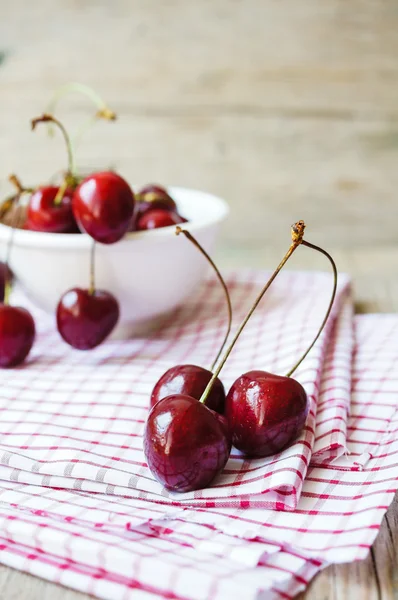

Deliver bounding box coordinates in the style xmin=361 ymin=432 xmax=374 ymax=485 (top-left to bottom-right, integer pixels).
xmin=0 ymin=270 xmax=351 ymax=509
xmin=0 ymin=315 xmax=395 ymax=599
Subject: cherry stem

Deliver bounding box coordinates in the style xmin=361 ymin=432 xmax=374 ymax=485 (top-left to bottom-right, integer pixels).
xmin=285 ymin=239 xmax=337 ymax=378
xmin=199 ymin=220 xmax=306 ymax=405
xmin=89 ymin=240 xmax=96 ymax=296
xmin=8 ymin=175 xmax=24 ymax=194
xmin=47 ymin=82 xmax=116 ymax=122
xmin=53 ymin=180 xmax=69 ymax=207
xmin=46 ymin=82 xmax=116 ymax=149
xmin=175 ymin=226 xmax=232 ymax=371
xmin=31 ymin=114 xmax=76 ymax=182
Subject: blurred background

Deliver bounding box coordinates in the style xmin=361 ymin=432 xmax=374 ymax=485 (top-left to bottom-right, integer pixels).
xmin=0 ymin=1 xmax=397 ymax=308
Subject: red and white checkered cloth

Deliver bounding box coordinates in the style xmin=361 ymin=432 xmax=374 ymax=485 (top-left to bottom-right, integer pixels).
xmin=1 ymin=271 xmax=351 ymax=510
xmin=0 ymin=273 xmax=397 ymax=599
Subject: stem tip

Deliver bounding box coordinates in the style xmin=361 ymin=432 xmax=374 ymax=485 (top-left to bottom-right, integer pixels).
xmin=291 ymin=220 xmax=306 ymax=244
xmin=96 ymin=108 xmax=117 ymax=121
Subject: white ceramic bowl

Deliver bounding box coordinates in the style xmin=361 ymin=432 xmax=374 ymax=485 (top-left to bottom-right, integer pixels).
xmin=0 ymin=187 xmax=229 ymax=337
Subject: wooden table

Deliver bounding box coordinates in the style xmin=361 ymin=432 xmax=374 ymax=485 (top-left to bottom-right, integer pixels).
xmin=0 ymin=1 xmax=397 ymax=598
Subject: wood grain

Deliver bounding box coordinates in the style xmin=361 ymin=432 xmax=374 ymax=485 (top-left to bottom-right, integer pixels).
xmin=0 ymin=0 xmax=397 ymax=598
xmin=1 ymin=0 xmax=398 ymax=250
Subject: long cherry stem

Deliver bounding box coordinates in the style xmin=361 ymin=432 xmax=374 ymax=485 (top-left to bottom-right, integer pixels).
xmin=31 ymin=114 xmax=76 ymax=180
xmin=46 ymin=82 xmax=116 ymax=149
xmin=175 ymin=226 xmax=232 ymax=371
xmin=46 ymin=82 xmax=116 ymax=122
xmin=199 ymin=220 xmax=306 ymax=405
xmin=89 ymin=240 xmax=96 ymax=296
xmin=285 ymin=239 xmax=337 ymax=378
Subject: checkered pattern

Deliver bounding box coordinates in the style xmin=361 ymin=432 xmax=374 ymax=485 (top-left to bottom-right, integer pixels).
xmin=2 ymin=270 xmax=350 ymax=509
xmin=0 ymin=273 xmax=396 ymax=599
xmin=311 ymin=291 xmax=354 ymax=464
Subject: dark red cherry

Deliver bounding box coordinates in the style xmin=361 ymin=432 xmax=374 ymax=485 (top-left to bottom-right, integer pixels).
xmin=57 ymin=288 xmax=119 ymax=350
xmin=225 ymin=370 xmax=309 ymax=457
xmin=26 ymin=186 xmax=78 ymax=234
xmin=136 ymin=184 xmax=176 ymax=213
xmin=144 ymin=394 xmax=231 ymax=492
xmin=136 ymin=208 xmax=185 ymax=231
xmin=73 ymin=172 xmax=135 ymax=244
xmin=150 ymin=365 xmax=225 ymax=414
xmin=0 ymin=305 xmax=35 ymax=367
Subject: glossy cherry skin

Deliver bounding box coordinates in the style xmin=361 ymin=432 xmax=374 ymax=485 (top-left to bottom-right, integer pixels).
xmin=26 ymin=186 xmax=78 ymax=234
xmin=144 ymin=394 xmax=231 ymax=492
xmin=57 ymin=288 xmax=119 ymax=350
xmin=150 ymin=365 xmax=225 ymax=414
xmin=136 ymin=184 xmax=177 ymax=213
xmin=73 ymin=172 xmax=135 ymax=244
xmin=136 ymin=208 xmax=185 ymax=231
xmin=0 ymin=305 xmax=35 ymax=368
xmin=225 ymin=370 xmax=309 ymax=457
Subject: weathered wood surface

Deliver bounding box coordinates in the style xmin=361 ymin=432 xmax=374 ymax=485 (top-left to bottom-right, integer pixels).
xmin=0 ymin=0 xmax=398 ymax=598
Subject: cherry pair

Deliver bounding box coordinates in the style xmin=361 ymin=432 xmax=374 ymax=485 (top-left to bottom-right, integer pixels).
xmin=144 ymin=221 xmax=338 ymax=492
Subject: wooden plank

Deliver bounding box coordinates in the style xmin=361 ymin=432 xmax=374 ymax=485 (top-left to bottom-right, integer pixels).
xmin=1 ymin=0 xmax=398 ymax=117
xmin=0 ymin=563 xmax=86 ymax=599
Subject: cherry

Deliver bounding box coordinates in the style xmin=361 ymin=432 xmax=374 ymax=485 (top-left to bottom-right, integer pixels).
xmin=30 ymin=115 xmax=81 ymax=234
xmin=144 ymin=395 xmax=231 ymax=492
xmin=144 ymin=227 xmax=233 ymax=492
xmin=57 ymin=288 xmax=119 ymax=350
xmin=73 ymin=171 xmax=135 ymax=244
xmin=200 ymin=220 xmax=337 ymax=459
xmin=136 ymin=208 xmax=185 ymax=231
xmin=225 ymin=371 xmax=308 ymax=457
xmin=136 ymin=184 xmax=177 ymax=213
xmin=150 ymin=227 xmax=232 ymax=414
xmin=150 ymin=365 xmax=225 ymax=413
xmin=56 ymin=239 xmax=119 ymax=349
xmin=26 ymin=186 xmax=78 ymax=233
xmin=0 ymin=305 xmax=35 ymax=368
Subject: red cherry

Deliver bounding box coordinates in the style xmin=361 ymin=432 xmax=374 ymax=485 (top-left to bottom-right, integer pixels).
xmin=225 ymin=371 xmax=309 ymax=457
xmin=57 ymin=288 xmax=119 ymax=350
xmin=144 ymin=394 xmax=231 ymax=492
xmin=136 ymin=208 xmax=185 ymax=231
xmin=26 ymin=186 xmax=78 ymax=234
xmin=0 ymin=305 xmax=35 ymax=368
xmin=150 ymin=365 xmax=225 ymax=414
xmin=73 ymin=172 xmax=135 ymax=244
xmin=136 ymin=184 xmax=177 ymax=213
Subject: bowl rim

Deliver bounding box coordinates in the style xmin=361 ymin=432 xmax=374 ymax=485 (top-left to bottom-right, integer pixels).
xmin=0 ymin=186 xmax=229 ymax=249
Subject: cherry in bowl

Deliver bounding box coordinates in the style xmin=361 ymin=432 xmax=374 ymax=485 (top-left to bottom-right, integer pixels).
xmin=73 ymin=171 xmax=135 ymax=244
xmin=136 ymin=208 xmax=186 ymax=231
xmin=26 ymin=186 xmax=78 ymax=234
